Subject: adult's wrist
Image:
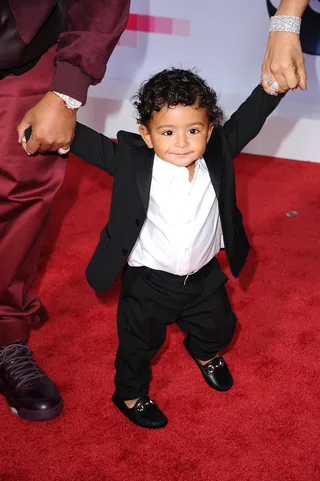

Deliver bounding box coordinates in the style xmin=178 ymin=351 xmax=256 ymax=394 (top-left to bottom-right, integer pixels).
xmin=269 ymin=15 xmax=301 ymax=35
xmin=275 ymin=0 xmax=309 ymax=17
xmin=52 ymin=92 xmax=82 ymax=110
xmin=48 ymin=62 xmax=92 ymax=105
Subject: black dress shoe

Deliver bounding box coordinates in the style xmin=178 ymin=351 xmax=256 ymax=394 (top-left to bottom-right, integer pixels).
xmin=112 ymin=393 xmax=168 ymax=429
xmin=184 ymin=338 xmax=233 ymax=391
xmin=0 ymin=343 xmax=63 ymax=421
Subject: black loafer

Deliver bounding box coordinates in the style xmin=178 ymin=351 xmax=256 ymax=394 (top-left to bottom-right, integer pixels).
xmin=184 ymin=338 xmax=233 ymax=391
xmin=0 ymin=343 xmax=63 ymax=421
xmin=112 ymin=393 xmax=168 ymax=429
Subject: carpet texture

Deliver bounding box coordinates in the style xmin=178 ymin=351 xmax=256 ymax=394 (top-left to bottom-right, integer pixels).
xmin=1 ymin=153 xmax=320 ymax=481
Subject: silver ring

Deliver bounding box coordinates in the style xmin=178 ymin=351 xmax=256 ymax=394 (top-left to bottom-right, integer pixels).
xmin=269 ymin=81 xmax=279 ymax=96
xmin=263 ymin=75 xmax=279 ymax=95
xmin=58 ymin=147 xmax=70 ymax=155
xmin=265 ymin=74 xmax=274 ymax=87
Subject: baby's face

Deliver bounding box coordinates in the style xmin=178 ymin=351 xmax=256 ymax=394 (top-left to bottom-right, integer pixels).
xmin=139 ymin=104 xmax=213 ymax=167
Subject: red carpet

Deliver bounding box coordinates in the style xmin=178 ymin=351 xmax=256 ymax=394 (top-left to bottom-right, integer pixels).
xmin=1 ymin=153 xmax=320 ymax=481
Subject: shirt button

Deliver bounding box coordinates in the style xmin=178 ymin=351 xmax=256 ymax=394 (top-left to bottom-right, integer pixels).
xmin=185 ymin=248 xmax=189 ymax=251
xmin=187 ymin=220 xmax=191 ymax=224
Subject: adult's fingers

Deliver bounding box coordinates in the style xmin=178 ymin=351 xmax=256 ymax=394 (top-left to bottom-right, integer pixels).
xmin=281 ymin=67 xmax=300 ymax=90
xmin=261 ymin=70 xmax=287 ymax=96
xmin=26 ymin=135 xmax=44 ymax=155
xmin=268 ymin=68 xmax=291 ymax=92
xmin=297 ymin=63 xmax=307 ymax=90
xmin=261 ymin=75 xmax=277 ymax=95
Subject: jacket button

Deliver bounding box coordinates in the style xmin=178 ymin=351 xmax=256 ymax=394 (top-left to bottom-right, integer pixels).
xmin=122 ymin=248 xmax=128 ymax=256
xmin=135 ymin=218 xmax=142 ymax=226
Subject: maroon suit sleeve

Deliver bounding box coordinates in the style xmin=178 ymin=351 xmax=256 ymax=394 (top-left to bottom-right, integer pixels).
xmin=49 ymin=0 xmax=130 ymax=104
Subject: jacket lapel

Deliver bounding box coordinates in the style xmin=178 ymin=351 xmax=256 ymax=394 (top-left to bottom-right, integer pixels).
xmin=132 ymin=145 xmax=154 ymax=212
xmin=203 ymin=129 xmax=224 ymax=199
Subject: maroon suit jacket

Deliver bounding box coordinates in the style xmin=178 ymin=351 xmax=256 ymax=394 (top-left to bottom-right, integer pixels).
xmin=10 ymin=0 xmax=130 ymax=103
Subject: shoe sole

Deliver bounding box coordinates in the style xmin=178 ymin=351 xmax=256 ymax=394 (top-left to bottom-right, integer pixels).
xmin=7 ymin=400 xmax=63 ymax=422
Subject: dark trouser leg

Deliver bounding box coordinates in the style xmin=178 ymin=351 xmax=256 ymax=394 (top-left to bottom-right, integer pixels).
xmin=0 ymin=46 xmax=64 ymax=420
xmin=115 ymin=267 xmax=168 ymax=400
xmin=114 ymin=260 xmax=236 ymax=399
xmin=177 ymin=259 xmax=236 ymax=361
xmin=0 ymin=45 xmax=66 ymax=344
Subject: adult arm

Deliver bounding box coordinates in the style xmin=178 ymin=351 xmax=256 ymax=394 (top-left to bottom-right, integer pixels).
xmin=18 ymin=0 xmax=130 ymax=155
xmin=261 ymin=0 xmax=308 ymax=93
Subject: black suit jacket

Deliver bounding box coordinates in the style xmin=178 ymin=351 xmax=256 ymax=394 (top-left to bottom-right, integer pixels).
xmin=71 ymin=85 xmax=283 ymax=292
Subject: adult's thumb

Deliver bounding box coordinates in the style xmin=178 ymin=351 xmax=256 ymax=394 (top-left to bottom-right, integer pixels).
xmin=17 ymin=116 xmax=32 ymax=144
xmin=297 ymin=65 xmax=307 ymax=91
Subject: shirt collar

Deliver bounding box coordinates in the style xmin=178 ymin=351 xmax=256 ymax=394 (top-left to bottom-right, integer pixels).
xmin=153 ymin=154 xmax=208 ymax=186
xmin=198 ymin=156 xmax=208 ymax=172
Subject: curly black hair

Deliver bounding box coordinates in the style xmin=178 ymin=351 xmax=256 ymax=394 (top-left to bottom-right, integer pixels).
xmin=132 ymin=68 xmax=224 ymax=126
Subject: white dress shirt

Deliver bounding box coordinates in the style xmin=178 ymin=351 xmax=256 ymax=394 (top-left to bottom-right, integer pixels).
xmin=128 ymin=154 xmax=224 ymax=275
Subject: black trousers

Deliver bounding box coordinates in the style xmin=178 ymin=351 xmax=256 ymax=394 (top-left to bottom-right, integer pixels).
xmin=114 ymin=257 xmax=236 ymax=400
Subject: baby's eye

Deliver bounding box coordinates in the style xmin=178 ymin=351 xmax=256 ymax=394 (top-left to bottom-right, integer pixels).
xmin=163 ymin=130 xmax=173 ymax=136
xmin=189 ymin=128 xmax=200 ymax=134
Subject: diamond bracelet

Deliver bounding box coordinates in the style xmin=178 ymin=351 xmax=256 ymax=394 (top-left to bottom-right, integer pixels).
xmin=269 ymin=15 xmax=301 ymax=35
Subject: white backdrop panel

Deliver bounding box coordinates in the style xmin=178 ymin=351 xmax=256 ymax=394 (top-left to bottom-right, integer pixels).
xmin=77 ymin=1 xmax=320 ymax=162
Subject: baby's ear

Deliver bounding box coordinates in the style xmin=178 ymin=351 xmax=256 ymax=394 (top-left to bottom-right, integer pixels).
xmin=207 ymin=123 xmax=214 ymax=142
xmin=139 ymin=125 xmax=153 ymax=148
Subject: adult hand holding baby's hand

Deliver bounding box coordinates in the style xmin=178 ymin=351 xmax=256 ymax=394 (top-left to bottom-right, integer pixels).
xmin=261 ymin=31 xmax=306 ymax=95
xmin=17 ymin=91 xmax=76 ymax=155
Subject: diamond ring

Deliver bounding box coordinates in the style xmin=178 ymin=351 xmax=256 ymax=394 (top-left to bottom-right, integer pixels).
xmin=57 ymin=147 xmax=70 ymax=155
xmin=269 ymin=81 xmax=279 ymax=96
xmin=263 ymin=74 xmax=279 ymax=95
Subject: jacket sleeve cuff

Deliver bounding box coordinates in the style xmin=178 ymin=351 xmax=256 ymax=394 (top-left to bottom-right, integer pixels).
xmin=48 ymin=62 xmax=92 ymax=105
